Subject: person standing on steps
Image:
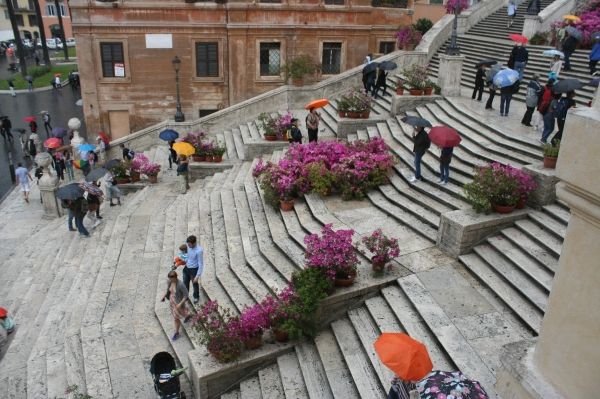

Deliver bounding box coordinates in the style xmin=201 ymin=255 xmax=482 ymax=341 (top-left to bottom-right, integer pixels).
xmin=541 ymin=92 xmax=561 ymax=143
xmin=168 ymin=141 xmax=178 ymax=170
xmin=500 ymin=80 xmax=519 ymax=117
xmin=41 ymin=111 xmax=52 ymax=137
xmin=522 ymin=74 xmax=543 ymax=127
xmin=589 ymin=41 xmax=600 ymax=75
xmin=305 ymin=108 xmax=320 ymax=143
xmin=177 ymin=155 xmax=189 ymax=194
xmin=507 ymin=0 xmax=517 ymax=28
xmin=184 ymin=235 xmax=204 ymax=304
xmin=562 ymin=31 xmax=578 ymax=72
xmin=409 ymin=126 xmax=430 ymax=183
xmin=484 ymin=69 xmax=497 ymax=110
xmin=536 ymin=78 xmax=556 ymax=132
xmin=161 ymin=270 xmax=191 ymax=342
xmin=549 ymin=54 xmax=563 ymax=80
xmin=511 ymin=43 xmax=529 ymax=81
xmin=15 ymin=163 xmax=32 ymax=203
xmin=438 ymin=146 xmax=453 ymax=185
xmin=551 ymin=90 xmax=576 ymax=144
xmin=472 ymin=65 xmax=486 ymax=101
xmin=71 ymin=197 xmax=90 ymax=238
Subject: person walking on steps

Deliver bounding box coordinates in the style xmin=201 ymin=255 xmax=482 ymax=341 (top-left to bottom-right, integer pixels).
xmin=562 ymin=31 xmax=578 ymax=72
xmin=536 ymin=78 xmax=556 ymax=132
xmin=373 ymin=69 xmax=389 ymax=98
xmin=168 ymin=141 xmax=178 ymax=170
xmin=472 ymin=65 xmax=486 ymax=101
xmin=589 ymin=41 xmax=600 ymax=75
xmin=511 ymin=43 xmax=529 ymax=81
xmin=42 ymin=111 xmax=52 ymax=137
xmin=507 ymin=0 xmax=517 ymax=28
xmin=541 ymin=92 xmax=561 ymax=143
xmin=184 ymin=235 xmax=203 ymax=304
xmin=305 ymin=108 xmax=320 ymax=143
xmin=161 ymin=270 xmax=191 ymax=342
xmin=15 ymin=163 xmax=32 ymax=203
xmin=522 ymin=74 xmax=543 ymax=126
xmin=177 ymin=155 xmax=190 ymax=194
xmin=410 ymin=126 xmax=431 ymax=183
xmin=438 ymin=146 xmax=453 ymax=185
xmin=551 ymin=91 xmax=576 ymax=144
xmin=70 ymin=197 xmax=90 ymax=238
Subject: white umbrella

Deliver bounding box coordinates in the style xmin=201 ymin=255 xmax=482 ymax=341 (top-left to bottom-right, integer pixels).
xmin=543 ymin=49 xmax=564 ymax=58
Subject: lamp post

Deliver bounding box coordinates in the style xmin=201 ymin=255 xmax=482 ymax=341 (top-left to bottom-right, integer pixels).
xmin=172 ymin=55 xmax=185 ymax=122
xmin=446 ymin=3 xmax=460 ymax=56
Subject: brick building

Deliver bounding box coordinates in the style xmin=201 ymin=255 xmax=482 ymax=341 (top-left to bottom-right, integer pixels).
xmin=0 ymin=0 xmax=72 ymax=42
xmin=70 ymin=0 xmax=441 ymax=139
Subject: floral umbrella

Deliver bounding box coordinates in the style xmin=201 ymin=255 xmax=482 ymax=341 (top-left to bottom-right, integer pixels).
xmin=416 ymin=370 xmax=489 ymax=399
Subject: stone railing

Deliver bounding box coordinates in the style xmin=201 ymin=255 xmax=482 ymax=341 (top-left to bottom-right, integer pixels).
xmin=522 ymin=0 xmax=575 ymax=38
xmin=417 ymin=0 xmax=508 ymax=61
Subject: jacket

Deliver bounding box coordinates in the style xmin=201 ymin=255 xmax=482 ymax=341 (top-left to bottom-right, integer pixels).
xmin=537 ymin=86 xmax=554 ymax=114
xmin=562 ymin=36 xmax=578 ymax=53
xmin=413 ymin=129 xmax=431 ymax=155
xmin=475 ymin=68 xmax=485 ymax=84
xmin=289 ymin=126 xmax=302 ymax=143
xmin=440 ymin=147 xmax=454 ymax=165
xmin=511 ymin=46 xmax=529 ymax=63
xmin=525 ymin=80 xmax=543 ymax=108
xmin=590 ymin=43 xmax=600 ymax=62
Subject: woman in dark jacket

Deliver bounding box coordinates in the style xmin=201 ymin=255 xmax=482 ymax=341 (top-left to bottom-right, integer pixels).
xmin=472 ymin=65 xmax=485 ymax=101
xmin=373 ymin=69 xmax=388 ymax=98
xmin=410 ymin=126 xmax=431 ymax=183
xmin=161 ymin=270 xmax=190 ymax=341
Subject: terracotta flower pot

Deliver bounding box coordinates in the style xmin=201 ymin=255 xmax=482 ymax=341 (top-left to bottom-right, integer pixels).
xmin=359 ymin=111 xmax=370 ymax=119
xmin=396 ymin=87 xmax=404 ymax=95
xmin=273 ymin=329 xmax=289 ymax=343
xmin=148 ymin=175 xmax=158 ymax=184
xmin=244 ymin=334 xmax=263 ymax=350
xmin=423 ymin=87 xmax=433 ymax=95
xmin=115 ymin=177 xmax=131 ymax=185
xmin=292 ymin=78 xmax=304 ymax=87
xmin=338 ymin=111 xmax=347 ymax=118
xmin=543 ymin=156 xmax=557 ymax=169
xmin=265 ymin=135 xmax=277 ymax=141
xmin=492 ymin=203 xmax=516 ymax=214
xmin=280 ymin=199 xmax=295 ymax=212
xmin=409 ymin=89 xmax=424 ymax=96
xmin=516 ymin=196 xmax=527 ymax=209
xmin=334 ymin=270 xmax=357 ymax=287
xmin=192 ymin=155 xmax=206 ymax=162
xmin=213 ymin=155 xmax=223 ymax=163
xmin=371 ymin=257 xmax=386 ymax=274
xmin=130 ymin=171 xmax=140 ymax=182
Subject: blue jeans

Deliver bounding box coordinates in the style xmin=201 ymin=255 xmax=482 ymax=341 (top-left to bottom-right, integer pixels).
xmin=440 ymin=163 xmax=450 ymax=183
xmin=500 ymin=93 xmax=512 ymax=115
xmin=74 ymin=213 xmax=89 ymax=236
xmin=541 ymin=113 xmax=556 ymax=142
xmin=67 ymin=208 xmax=74 ymax=230
xmin=414 ymin=152 xmax=424 ymax=179
xmin=514 ymin=61 xmax=526 ymax=81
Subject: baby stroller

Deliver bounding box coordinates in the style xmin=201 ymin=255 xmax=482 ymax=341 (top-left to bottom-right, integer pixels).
xmin=150 ymin=352 xmax=186 ymax=399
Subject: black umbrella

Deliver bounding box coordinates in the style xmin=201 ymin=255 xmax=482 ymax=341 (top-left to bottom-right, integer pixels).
xmin=401 ymin=116 xmax=432 ymax=128
xmin=475 ymin=59 xmax=497 ymax=68
xmin=552 ymin=78 xmax=584 ymax=93
xmin=362 ymin=62 xmax=379 ymax=74
xmin=56 ymin=183 xmax=84 ymax=200
xmin=378 ymin=61 xmax=398 ymax=71
xmin=85 ymin=167 xmax=109 ymax=182
xmin=103 ymin=159 xmax=121 ymax=170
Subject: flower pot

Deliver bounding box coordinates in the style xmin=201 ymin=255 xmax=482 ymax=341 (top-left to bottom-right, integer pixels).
xmin=273 ymin=329 xmax=289 ymax=343
xmin=423 ymin=87 xmax=434 ymax=95
xmin=409 ymin=89 xmax=424 ymax=96
xmin=338 ymin=111 xmax=347 ymax=118
xmin=516 ymin=196 xmax=527 ymax=209
xmin=115 ymin=177 xmax=131 ymax=184
xmin=213 ymin=155 xmax=223 ymax=163
xmin=192 ymin=155 xmax=206 ymax=162
xmin=244 ymin=334 xmax=263 ymax=350
xmin=403 ymin=44 xmax=415 ymax=51
xmin=543 ymin=156 xmax=557 ymax=169
xmin=265 ymin=135 xmax=277 ymax=141
xmin=292 ymin=78 xmax=304 ymax=87
xmin=148 ymin=175 xmax=158 ymax=184
xmin=130 ymin=171 xmax=140 ymax=182
xmin=492 ymin=203 xmax=516 ymax=214
xmin=359 ymin=111 xmax=370 ymax=119
xmin=334 ymin=270 xmax=357 ymax=287
xmin=280 ymin=199 xmax=295 ymax=212
xmin=347 ymin=111 xmax=359 ymax=118
xmin=371 ymin=257 xmax=386 ymax=274
xmin=396 ymin=86 xmax=404 ymax=95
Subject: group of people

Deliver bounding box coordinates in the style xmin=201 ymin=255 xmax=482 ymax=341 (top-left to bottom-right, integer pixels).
xmin=362 ymin=54 xmax=390 ymax=99
xmin=409 ymin=126 xmax=454 ymax=185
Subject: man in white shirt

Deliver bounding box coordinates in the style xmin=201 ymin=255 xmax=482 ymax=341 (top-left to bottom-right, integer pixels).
xmin=184 ymin=235 xmax=204 ymax=304
xmin=15 ymin=163 xmax=32 ymax=203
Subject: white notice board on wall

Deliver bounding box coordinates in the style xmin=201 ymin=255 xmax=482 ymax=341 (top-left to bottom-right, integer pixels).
xmin=145 ymin=34 xmax=173 ymax=49
xmin=114 ymin=63 xmax=125 ymax=77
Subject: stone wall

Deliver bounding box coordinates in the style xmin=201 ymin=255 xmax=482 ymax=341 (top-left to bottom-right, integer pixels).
xmin=522 ymin=0 xmax=575 ymax=38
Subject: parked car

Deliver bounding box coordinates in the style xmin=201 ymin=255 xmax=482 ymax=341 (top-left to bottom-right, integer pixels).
xmin=22 ymin=39 xmax=34 ymax=49
xmin=46 ymin=38 xmax=63 ymax=50
xmin=66 ymin=38 xmax=76 ymax=47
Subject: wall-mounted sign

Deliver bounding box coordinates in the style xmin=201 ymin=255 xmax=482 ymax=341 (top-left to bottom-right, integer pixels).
xmin=114 ymin=63 xmax=125 ymax=77
xmin=145 ymin=34 xmax=173 ymax=49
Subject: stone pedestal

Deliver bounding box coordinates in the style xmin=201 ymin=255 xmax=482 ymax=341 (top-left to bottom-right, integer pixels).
xmin=438 ymin=54 xmax=465 ymax=97
xmin=522 ymin=15 xmax=541 ymax=39
xmin=35 ymin=152 xmax=62 ymax=219
xmin=523 ymin=163 xmax=560 ymax=208
xmin=69 ymin=117 xmax=84 ymax=160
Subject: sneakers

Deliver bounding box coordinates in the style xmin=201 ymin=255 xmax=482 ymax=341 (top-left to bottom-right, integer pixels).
xmin=171 ymin=332 xmax=180 ymax=341
xmin=96 ymin=215 xmax=103 ymax=220
xmin=441 ymin=181 xmax=448 ymax=185
xmin=437 ymin=179 xmax=444 ymax=184
xmin=183 ymin=315 xmax=192 ymax=324
xmin=110 ymin=203 xmax=115 ymax=207
xmin=409 ymin=176 xmax=418 ymax=183
xmin=69 ymin=228 xmax=76 ymax=232
xmin=93 ymin=220 xmax=102 ymax=228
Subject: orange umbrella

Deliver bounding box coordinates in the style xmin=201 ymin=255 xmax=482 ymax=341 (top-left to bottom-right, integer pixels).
xmin=44 ymin=137 xmax=62 ymax=149
xmin=563 ymin=15 xmax=581 ymax=22
xmin=304 ymin=98 xmax=329 ymax=110
xmin=374 ymin=333 xmax=433 ymax=382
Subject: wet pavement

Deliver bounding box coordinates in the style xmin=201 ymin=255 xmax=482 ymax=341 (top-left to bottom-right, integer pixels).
xmin=0 ymin=83 xmax=87 ymax=201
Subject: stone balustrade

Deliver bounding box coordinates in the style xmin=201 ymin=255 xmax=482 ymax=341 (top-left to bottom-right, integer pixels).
xmin=522 ymin=0 xmax=575 ymax=38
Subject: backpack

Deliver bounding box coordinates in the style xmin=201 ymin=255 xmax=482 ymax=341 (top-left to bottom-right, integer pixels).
xmin=555 ymin=98 xmax=570 ymax=120
xmin=525 ymin=86 xmax=539 ymax=108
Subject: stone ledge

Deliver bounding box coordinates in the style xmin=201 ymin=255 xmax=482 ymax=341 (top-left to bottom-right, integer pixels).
xmin=437 ymin=208 xmax=530 ymax=257
xmin=336 ymin=115 xmax=389 ymax=140
xmin=189 ymin=162 xmax=235 ymax=181
xmin=244 ymin=140 xmax=291 ymax=160
xmin=523 ymin=164 xmax=559 ymax=209
xmin=391 ymin=94 xmax=442 ymax=116
xmin=116 ymin=182 xmax=147 ymax=195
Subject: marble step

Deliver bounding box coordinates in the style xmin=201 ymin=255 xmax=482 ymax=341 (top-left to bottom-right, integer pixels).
xmin=542 ymin=203 xmax=570 ymax=226
xmin=514 ymin=218 xmax=563 ymax=258
xmin=500 ymin=227 xmax=559 ymax=274
xmin=528 ymin=210 xmax=567 ymax=241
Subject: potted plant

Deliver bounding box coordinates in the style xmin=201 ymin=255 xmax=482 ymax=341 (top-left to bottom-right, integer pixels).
xmin=111 ymin=162 xmax=131 ymax=184
xmin=237 ymin=303 xmax=269 ymax=350
xmin=463 ymin=163 xmax=522 ymax=214
xmin=395 ymin=80 xmax=405 ymax=95
xmin=361 ymin=229 xmax=400 ymax=275
xmin=402 ymin=64 xmax=428 ymax=95
xmin=212 ymin=144 xmax=226 ymax=163
xmin=423 ymin=79 xmax=435 ymax=95
xmin=336 ymin=88 xmax=372 ymax=119
xmin=142 ymin=162 xmax=161 ymax=184
xmin=395 ymin=25 xmax=423 ymax=51
xmin=284 ymin=54 xmax=319 ymax=86
xmin=307 ymin=162 xmax=336 ymax=196
xmin=257 ymin=112 xmax=293 ymax=141
xmin=129 ymin=153 xmax=149 ymax=182
xmin=543 ymin=141 xmax=560 ymax=169
xmin=253 ymin=159 xmax=300 ymax=211
xmin=304 ymin=224 xmax=359 ymax=287
xmin=193 ymin=300 xmax=243 ymax=363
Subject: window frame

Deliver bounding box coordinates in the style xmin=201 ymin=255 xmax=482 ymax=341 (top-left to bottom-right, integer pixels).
xmin=195 ymin=42 xmax=219 ymax=78
xmin=255 ymin=39 xmax=285 ymax=82
xmin=320 ymin=41 xmax=344 ymax=76
xmin=46 ymin=4 xmax=56 ymax=16
xmin=190 ymin=36 xmax=225 ymax=83
xmin=323 ymin=0 xmax=345 ymax=5
xmin=378 ymin=40 xmax=397 ymax=55
xmin=95 ymin=38 xmax=131 ymax=84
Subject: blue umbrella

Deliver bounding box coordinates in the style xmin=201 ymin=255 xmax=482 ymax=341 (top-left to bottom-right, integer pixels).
xmin=493 ymin=69 xmax=519 ymax=88
xmin=52 ymin=127 xmax=68 ymax=138
xmin=542 ymin=49 xmax=564 ymax=58
xmin=79 ymin=143 xmax=96 ymax=152
xmin=159 ymin=129 xmax=179 ymax=142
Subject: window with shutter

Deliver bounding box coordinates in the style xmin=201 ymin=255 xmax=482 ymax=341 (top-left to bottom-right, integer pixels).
xmin=196 ymin=42 xmax=219 ymax=77
xmin=379 ymin=41 xmax=396 ymax=54
xmin=321 ymin=42 xmax=342 ymax=75
xmin=100 ymin=42 xmax=125 ymax=78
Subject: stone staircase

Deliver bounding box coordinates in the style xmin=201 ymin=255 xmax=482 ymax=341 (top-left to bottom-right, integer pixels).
xmin=429 ymin=0 xmax=595 ymax=105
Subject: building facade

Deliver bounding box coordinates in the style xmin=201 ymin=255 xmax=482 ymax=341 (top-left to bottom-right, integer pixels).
xmin=0 ymin=0 xmax=72 ymax=41
xmin=69 ymin=0 xmax=441 ymax=140
xmin=39 ymin=0 xmax=73 ymax=40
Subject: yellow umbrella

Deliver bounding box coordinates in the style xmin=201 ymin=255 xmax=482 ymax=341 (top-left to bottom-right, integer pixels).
xmin=563 ymin=15 xmax=581 ymax=22
xmin=172 ymin=142 xmax=195 ymax=156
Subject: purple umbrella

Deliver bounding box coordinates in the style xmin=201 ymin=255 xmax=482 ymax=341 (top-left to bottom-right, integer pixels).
xmin=52 ymin=127 xmax=68 ymax=138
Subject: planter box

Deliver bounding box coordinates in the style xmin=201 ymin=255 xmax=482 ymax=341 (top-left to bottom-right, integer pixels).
xmin=390 ymin=94 xmax=442 ymax=116
xmin=523 ymin=163 xmax=560 ymax=209
xmin=336 ymin=115 xmax=389 ymax=140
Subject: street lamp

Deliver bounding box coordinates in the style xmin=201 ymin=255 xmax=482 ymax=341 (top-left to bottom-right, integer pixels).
xmin=446 ymin=3 xmax=460 ymax=56
xmin=172 ymin=55 xmax=185 ymax=122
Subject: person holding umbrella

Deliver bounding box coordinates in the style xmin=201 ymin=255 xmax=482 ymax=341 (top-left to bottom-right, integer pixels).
xmin=410 ymin=125 xmax=430 ymax=183
xmin=522 ymin=74 xmax=543 ymax=127
xmin=428 ymin=126 xmax=461 ymax=185
xmin=552 ymin=90 xmax=576 ymax=144
xmin=472 ymin=64 xmax=487 ymax=101
xmin=373 ymin=68 xmax=388 ymax=99
xmin=484 ymin=65 xmax=500 ymax=110
xmin=159 ymin=129 xmax=180 ymax=168
xmin=562 ymin=30 xmax=578 ymax=72
xmin=493 ymin=68 xmax=520 ymax=116
xmin=306 ymin=107 xmax=321 ymax=142
xmin=41 ymin=111 xmax=52 ymax=137
xmin=510 ymin=43 xmax=529 ymax=81
xmin=541 ymin=92 xmax=561 ymax=143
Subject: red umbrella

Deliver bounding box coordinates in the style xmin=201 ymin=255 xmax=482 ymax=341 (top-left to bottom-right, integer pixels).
xmin=23 ymin=116 xmax=36 ymax=123
xmin=508 ymin=34 xmax=528 ymax=44
xmin=428 ymin=126 xmax=461 ymax=147
xmin=44 ymin=137 xmax=62 ymax=149
xmin=98 ymin=131 xmax=110 ymax=145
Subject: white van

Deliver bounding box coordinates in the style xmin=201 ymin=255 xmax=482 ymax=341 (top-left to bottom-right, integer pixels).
xmin=46 ymin=38 xmax=63 ymax=50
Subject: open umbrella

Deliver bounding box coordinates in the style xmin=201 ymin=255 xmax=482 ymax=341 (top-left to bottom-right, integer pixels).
xmin=493 ymin=69 xmax=519 ymax=88
xmin=0 ymin=307 xmax=7 ymax=318
xmin=566 ymin=26 xmax=582 ymax=41
xmin=428 ymin=126 xmax=462 ymax=147
xmin=374 ymin=333 xmax=433 ymax=381
xmin=78 ymin=143 xmax=96 ymax=153
xmin=80 ymin=181 xmax=104 ymax=197
xmin=98 ymin=131 xmax=110 ymax=145
xmin=304 ymin=99 xmax=329 ymax=110
xmin=44 ymin=137 xmax=62 ymax=149
xmin=378 ymin=61 xmax=398 ymax=71
xmin=52 ymin=127 xmax=68 ymax=138
xmin=416 ymin=370 xmax=489 ymax=399
xmin=508 ymin=34 xmax=528 ymax=44
xmin=542 ymin=49 xmax=564 ymax=58
xmin=56 ymin=183 xmax=85 ymax=200
xmin=72 ymin=159 xmax=88 ymax=170
xmin=159 ymin=129 xmax=180 ymax=142
xmin=475 ymin=59 xmax=497 ymax=68
xmin=401 ymin=116 xmax=432 ymax=128
xmin=563 ymin=15 xmax=581 ymax=22
xmin=363 ymin=62 xmax=379 ymax=74
xmin=23 ymin=116 xmax=36 ymax=123
xmin=103 ymin=159 xmax=121 ymax=170
xmin=85 ymin=167 xmax=109 ymax=182
xmin=172 ymin=142 xmax=196 ymax=157
xmin=552 ymin=78 xmax=584 ymax=93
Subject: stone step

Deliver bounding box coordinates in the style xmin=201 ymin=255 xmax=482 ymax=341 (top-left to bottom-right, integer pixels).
xmin=459 ymin=253 xmax=543 ymax=335
xmin=514 ymin=218 xmax=563 ymax=258
xmin=295 ymin=341 xmax=334 ymax=399
xmin=528 ymin=210 xmax=567 ymax=241
xmin=387 ymin=173 xmax=455 ymax=216
xmin=500 ymin=227 xmax=559 ymax=274
xmin=314 ymin=329 xmax=361 ymax=399
xmin=232 ymin=128 xmax=247 ymax=160
xmin=257 ymin=363 xmax=285 ymax=399
xmin=240 ymin=375 xmax=262 ymax=399
xmin=542 ymin=203 xmax=570 ymax=225
xmin=398 ymin=274 xmax=497 ymax=396
xmin=377 ymin=183 xmax=440 ymax=229
xmin=224 ymin=130 xmax=239 ymax=161
xmin=277 ymin=351 xmax=310 ymax=399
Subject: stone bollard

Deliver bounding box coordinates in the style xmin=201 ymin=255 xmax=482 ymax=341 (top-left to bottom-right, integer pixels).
xmin=68 ymin=117 xmax=85 ymax=180
xmin=438 ymin=54 xmax=465 ymax=97
xmin=35 ymin=152 xmax=62 ymax=219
